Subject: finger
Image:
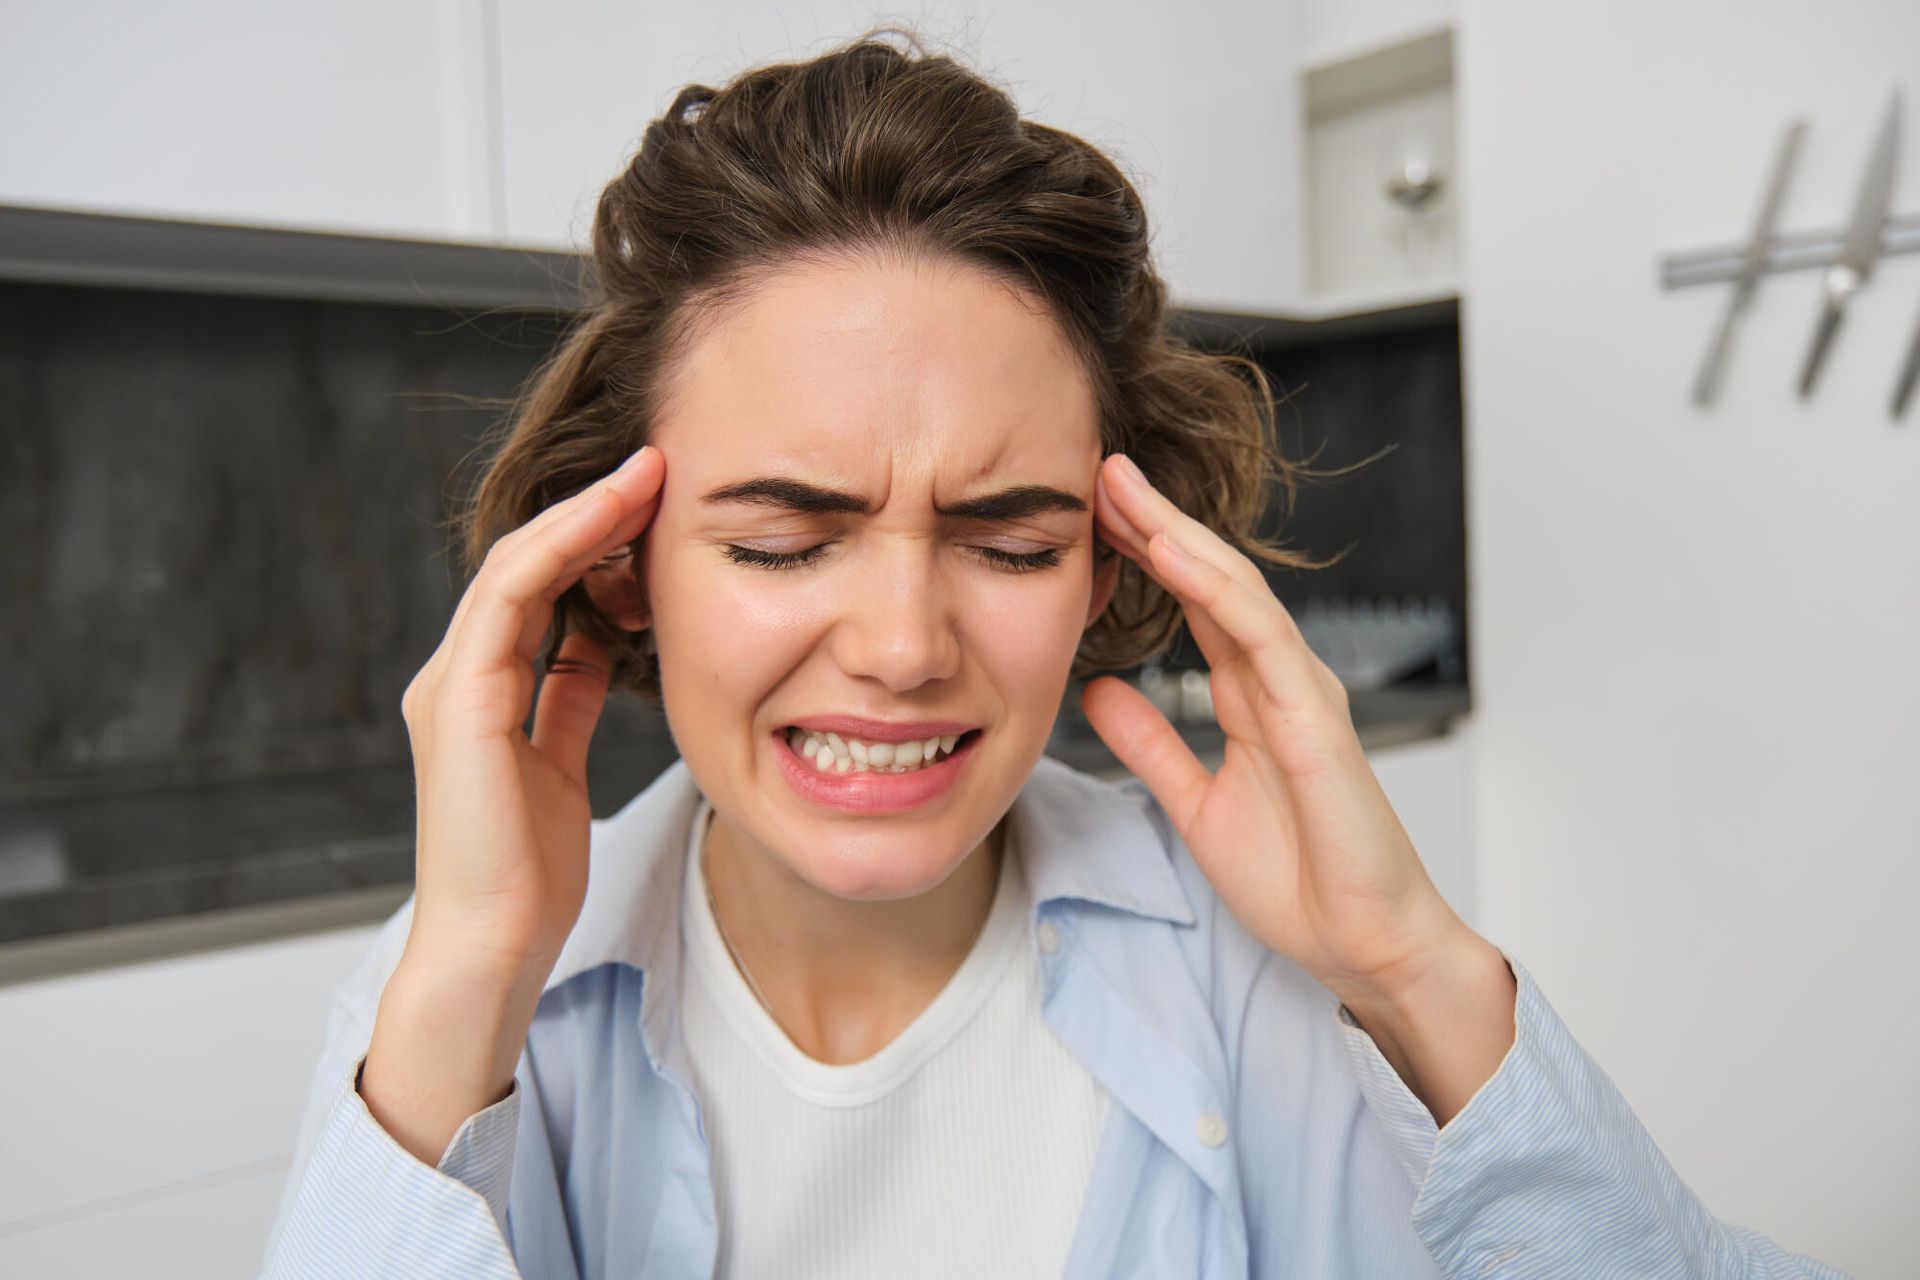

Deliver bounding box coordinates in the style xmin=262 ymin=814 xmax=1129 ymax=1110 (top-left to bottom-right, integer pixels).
xmin=424 ymin=446 xmax=661 ymax=694
xmin=1093 ymin=457 xmax=1278 ymax=671
xmin=1093 ymin=464 xmax=1148 ymax=558
xmin=535 ymin=446 xmax=665 ymax=598
xmin=1144 ymin=528 xmax=1346 ymax=731
xmin=1099 ymin=454 xmax=1336 ymax=721
xmin=466 ymin=445 xmax=657 ymax=622
xmin=1079 ymin=675 xmax=1213 ymax=831
xmin=450 ymin=450 xmax=664 ymax=693
xmin=487 ymin=445 xmax=664 ymax=629
xmin=512 ymin=443 xmax=664 ymax=548
xmin=1094 ymin=473 xmax=1244 ymax=665
xmin=530 ymin=629 xmax=614 ymax=784
xmin=508 ymin=484 xmax=661 ymax=663
xmin=1100 ymin=454 xmax=1269 ymax=596
xmin=461 ymin=446 xmax=661 ymax=647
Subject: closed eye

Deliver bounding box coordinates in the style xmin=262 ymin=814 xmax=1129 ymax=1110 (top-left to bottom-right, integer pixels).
xmin=722 ymin=542 xmax=1063 ymax=572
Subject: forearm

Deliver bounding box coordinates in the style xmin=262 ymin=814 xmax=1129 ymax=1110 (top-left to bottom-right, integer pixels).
xmin=1326 ymin=925 xmax=1517 ymax=1128
xmin=361 ymin=953 xmax=542 ymax=1167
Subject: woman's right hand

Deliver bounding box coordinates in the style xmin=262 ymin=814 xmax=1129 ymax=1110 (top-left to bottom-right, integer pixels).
xmin=397 ymin=443 xmax=665 ymax=997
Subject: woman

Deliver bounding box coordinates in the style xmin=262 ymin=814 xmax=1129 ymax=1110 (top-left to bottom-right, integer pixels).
xmin=262 ymin=29 xmax=1845 ymax=1280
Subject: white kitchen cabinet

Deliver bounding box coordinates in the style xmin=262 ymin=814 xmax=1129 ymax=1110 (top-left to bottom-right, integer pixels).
xmin=491 ymin=0 xmax=1306 ymax=314
xmin=0 ymin=1165 xmax=288 ymax=1280
xmin=1297 ymin=14 xmax=1459 ymax=314
xmin=0 ymin=0 xmax=496 ymax=243
xmin=3 ymin=1 xmax=1318 ymax=316
xmin=0 ymin=925 xmax=381 ymax=1277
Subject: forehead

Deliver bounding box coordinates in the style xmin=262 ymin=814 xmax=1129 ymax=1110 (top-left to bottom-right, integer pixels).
xmin=649 ymin=255 xmax=1101 ymax=494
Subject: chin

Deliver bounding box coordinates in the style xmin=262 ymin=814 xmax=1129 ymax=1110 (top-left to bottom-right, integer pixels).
xmin=774 ymin=828 xmax=980 ymax=902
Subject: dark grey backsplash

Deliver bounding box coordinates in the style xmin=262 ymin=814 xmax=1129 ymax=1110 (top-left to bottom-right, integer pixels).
xmin=0 ymin=280 xmax=575 ymax=796
xmin=1155 ymin=319 xmax=1469 ymax=674
xmin=1252 ymin=321 xmax=1467 ymax=609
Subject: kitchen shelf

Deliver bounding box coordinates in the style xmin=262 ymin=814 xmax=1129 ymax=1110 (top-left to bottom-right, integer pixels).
xmin=1301 ymin=22 xmax=1455 ymax=117
xmin=1288 ymin=276 xmax=1461 ymax=321
xmin=1296 ymin=21 xmax=1459 ymax=312
xmin=1170 ymin=286 xmax=1458 ymax=354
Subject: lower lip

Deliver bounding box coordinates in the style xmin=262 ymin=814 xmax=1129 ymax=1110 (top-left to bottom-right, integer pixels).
xmin=772 ymin=728 xmax=981 ymax=815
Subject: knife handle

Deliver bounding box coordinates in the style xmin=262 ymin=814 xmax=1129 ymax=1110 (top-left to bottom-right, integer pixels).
xmin=1891 ymin=309 xmax=1920 ymax=421
xmin=1692 ymin=299 xmax=1746 ymax=407
xmin=1797 ymin=300 xmax=1846 ymax=399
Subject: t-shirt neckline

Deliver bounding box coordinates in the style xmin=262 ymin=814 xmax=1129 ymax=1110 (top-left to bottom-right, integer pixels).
xmin=680 ymin=793 xmax=1029 ymax=1107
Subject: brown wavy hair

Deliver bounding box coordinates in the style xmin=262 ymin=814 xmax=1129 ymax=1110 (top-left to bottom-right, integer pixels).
xmin=456 ymin=25 xmax=1357 ymax=702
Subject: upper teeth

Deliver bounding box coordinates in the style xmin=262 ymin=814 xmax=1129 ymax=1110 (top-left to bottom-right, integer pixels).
xmin=789 ymin=728 xmax=963 ymax=773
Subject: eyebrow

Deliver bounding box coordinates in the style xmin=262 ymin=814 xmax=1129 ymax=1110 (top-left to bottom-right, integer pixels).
xmin=700 ymin=477 xmax=1088 ymax=521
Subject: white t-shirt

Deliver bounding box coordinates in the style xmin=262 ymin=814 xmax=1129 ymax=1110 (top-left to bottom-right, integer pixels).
xmin=678 ymin=794 xmax=1112 ymax=1279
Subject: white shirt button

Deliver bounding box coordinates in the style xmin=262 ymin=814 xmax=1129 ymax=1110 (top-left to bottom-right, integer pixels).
xmin=1194 ymin=1112 xmax=1227 ymax=1148
xmin=1036 ymin=920 xmax=1060 ymax=954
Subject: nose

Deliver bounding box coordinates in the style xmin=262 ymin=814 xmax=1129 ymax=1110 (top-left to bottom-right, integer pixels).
xmin=829 ymin=537 xmax=962 ymax=693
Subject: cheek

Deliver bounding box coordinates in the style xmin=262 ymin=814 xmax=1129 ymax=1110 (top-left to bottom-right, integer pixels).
xmin=954 ymin=567 xmax=1091 ymax=686
xmin=645 ymin=544 xmax=816 ymax=694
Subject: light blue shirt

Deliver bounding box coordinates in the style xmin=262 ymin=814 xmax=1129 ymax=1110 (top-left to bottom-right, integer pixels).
xmin=261 ymin=754 xmax=1847 ymax=1278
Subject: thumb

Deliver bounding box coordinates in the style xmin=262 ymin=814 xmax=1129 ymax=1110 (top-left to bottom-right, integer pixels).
xmin=530 ymin=629 xmax=614 ymax=784
xmin=1079 ymin=675 xmax=1211 ymax=831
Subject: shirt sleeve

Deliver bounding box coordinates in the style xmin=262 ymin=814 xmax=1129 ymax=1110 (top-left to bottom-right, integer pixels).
xmin=1334 ymin=944 xmax=1853 ymax=1279
xmin=259 ymin=1002 xmax=527 ymax=1279
xmin=423 ymin=1054 xmax=524 ymax=1236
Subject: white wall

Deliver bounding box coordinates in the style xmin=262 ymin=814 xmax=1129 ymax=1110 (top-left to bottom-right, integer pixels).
xmin=492 ymin=0 xmax=1305 ymax=312
xmin=1457 ymin=2 xmax=1919 ymax=1274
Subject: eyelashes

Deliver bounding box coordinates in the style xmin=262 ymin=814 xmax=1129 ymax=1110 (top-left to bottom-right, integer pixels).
xmin=722 ymin=542 xmax=1063 ymax=573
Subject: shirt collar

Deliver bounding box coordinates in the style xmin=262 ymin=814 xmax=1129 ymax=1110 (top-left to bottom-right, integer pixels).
xmin=539 ymin=752 xmax=1235 ymax=1215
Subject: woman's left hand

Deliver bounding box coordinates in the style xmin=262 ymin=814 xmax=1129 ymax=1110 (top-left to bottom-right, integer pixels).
xmin=1080 ymin=452 xmax=1477 ymax=1011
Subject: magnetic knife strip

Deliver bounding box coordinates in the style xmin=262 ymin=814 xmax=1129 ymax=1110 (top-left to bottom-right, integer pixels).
xmin=1660 ymin=87 xmax=1920 ymax=420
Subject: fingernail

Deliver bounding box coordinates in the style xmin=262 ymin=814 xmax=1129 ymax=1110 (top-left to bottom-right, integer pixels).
xmin=1114 ymin=453 xmax=1148 ymax=487
xmin=616 ymin=444 xmax=652 ymax=474
xmin=1155 ymin=530 xmax=1192 ymax=564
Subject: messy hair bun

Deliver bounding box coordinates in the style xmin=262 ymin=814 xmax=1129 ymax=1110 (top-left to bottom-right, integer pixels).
xmin=458 ymin=24 xmax=1344 ymax=701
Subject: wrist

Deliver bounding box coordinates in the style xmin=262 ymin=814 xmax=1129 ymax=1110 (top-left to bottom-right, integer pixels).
xmin=402 ymin=907 xmax=560 ymax=1001
xmin=360 ymin=955 xmax=542 ymax=1165
xmin=1328 ymin=917 xmax=1494 ymax=1021
xmin=382 ymin=949 xmax=545 ymax=1077
xmin=1328 ymin=925 xmax=1518 ymax=1128
xmin=393 ymin=931 xmax=553 ymax=1008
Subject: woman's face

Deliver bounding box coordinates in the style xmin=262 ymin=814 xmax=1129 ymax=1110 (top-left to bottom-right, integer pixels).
xmin=635 ymin=253 xmax=1117 ymax=902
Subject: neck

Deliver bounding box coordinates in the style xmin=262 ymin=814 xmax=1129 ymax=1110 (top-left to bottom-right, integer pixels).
xmin=699 ymin=805 xmax=1005 ymax=1064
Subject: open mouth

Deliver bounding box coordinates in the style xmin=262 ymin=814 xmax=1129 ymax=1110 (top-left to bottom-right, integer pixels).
xmin=778 ymin=725 xmax=984 ymax=774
